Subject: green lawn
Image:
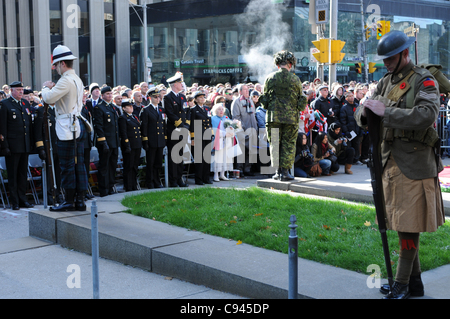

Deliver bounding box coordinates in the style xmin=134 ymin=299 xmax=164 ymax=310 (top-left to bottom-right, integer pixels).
xmin=122 ymin=187 xmax=450 ymax=277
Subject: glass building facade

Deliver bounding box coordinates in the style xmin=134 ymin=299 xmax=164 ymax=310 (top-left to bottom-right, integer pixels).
xmin=131 ymin=0 xmax=450 ymax=87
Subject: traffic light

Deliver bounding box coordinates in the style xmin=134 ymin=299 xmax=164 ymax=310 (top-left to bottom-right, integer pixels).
xmin=330 ymin=40 xmax=345 ymax=64
xmin=312 ymin=39 xmax=345 ymax=64
xmin=365 ymin=26 xmax=371 ymax=41
xmin=312 ymin=39 xmax=329 ymax=63
xmin=376 ymin=20 xmax=391 ymax=39
xmin=384 ymin=21 xmax=391 ymax=35
xmin=369 ymin=62 xmax=377 ymax=73
xmin=355 ymin=63 xmax=362 ymax=74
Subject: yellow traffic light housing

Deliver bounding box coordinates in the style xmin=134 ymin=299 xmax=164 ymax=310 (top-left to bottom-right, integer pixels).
xmin=377 ymin=21 xmax=384 ymax=39
xmin=376 ymin=20 xmax=391 ymax=39
xmin=365 ymin=27 xmax=371 ymax=41
xmin=384 ymin=21 xmax=391 ymax=35
xmin=355 ymin=63 xmax=362 ymax=74
xmin=330 ymin=40 xmax=345 ymax=64
xmin=369 ymin=62 xmax=377 ymax=73
xmin=312 ymin=39 xmax=329 ymax=64
xmin=312 ymin=39 xmax=345 ymax=64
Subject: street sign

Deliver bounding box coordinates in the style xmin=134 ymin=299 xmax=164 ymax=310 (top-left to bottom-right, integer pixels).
xmin=315 ymin=0 xmax=329 ymax=25
xmin=404 ymin=23 xmax=419 ymax=37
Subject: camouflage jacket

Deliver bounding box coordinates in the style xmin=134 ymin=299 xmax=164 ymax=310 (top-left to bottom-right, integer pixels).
xmin=259 ymin=68 xmax=306 ymax=125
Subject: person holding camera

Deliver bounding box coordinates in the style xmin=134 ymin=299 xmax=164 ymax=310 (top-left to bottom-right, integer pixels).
xmin=311 ymin=131 xmax=339 ymax=176
xmin=340 ymin=91 xmax=362 ymax=165
xmin=327 ymin=122 xmax=356 ymax=174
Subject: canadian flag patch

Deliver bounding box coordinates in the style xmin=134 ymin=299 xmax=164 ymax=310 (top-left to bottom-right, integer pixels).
xmin=423 ymin=78 xmax=435 ymax=87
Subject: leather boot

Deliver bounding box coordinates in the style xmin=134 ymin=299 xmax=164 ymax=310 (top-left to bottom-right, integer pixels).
xmin=50 ymin=189 xmax=75 ymax=212
xmin=75 ymin=191 xmax=86 ymax=212
xmin=380 ymin=274 xmax=424 ymax=297
xmin=345 ymin=163 xmax=353 ymax=174
xmin=383 ymin=281 xmax=410 ymax=299
xmin=280 ymin=168 xmax=294 ymax=181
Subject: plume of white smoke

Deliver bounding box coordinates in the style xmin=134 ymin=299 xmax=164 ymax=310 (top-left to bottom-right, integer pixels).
xmin=236 ymin=0 xmax=292 ymax=84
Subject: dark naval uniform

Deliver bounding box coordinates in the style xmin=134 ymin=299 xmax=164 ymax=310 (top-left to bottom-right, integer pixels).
xmin=93 ymin=89 xmax=120 ymax=197
xmin=164 ymin=75 xmax=191 ymax=187
xmin=141 ymin=100 xmax=166 ymax=188
xmin=0 ymin=88 xmax=34 ymax=209
xmin=190 ymin=97 xmax=213 ymax=185
xmin=118 ymin=109 xmax=142 ymax=191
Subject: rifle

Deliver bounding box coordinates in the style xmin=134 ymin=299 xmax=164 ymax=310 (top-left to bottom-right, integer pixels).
xmin=366 ymin=108 xmax=394 ymax=292
xmin=43 ymin=102 xmax=57 ymax=205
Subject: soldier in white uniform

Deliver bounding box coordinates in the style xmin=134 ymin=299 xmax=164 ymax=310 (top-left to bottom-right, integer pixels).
xmin=41 ymin=45 xmax=89 ymax=212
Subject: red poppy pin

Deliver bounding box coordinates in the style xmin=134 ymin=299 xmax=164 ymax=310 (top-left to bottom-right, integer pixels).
xmin=22 ymin=102 xmax=25 ymax=106
xmin=400 ymin=82 xmax=406 ymax=89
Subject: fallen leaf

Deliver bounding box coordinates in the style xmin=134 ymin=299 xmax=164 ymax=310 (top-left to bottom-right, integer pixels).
xmin=229 ymin=220 xmax=237 ymax=224
xmin=364 ymin=221 xmax=371 ymax=227
xmin=172 ymin=199 xmax=176 ymax=202
xmin=254 ymin=213 xmax=263 ymax=217
xmin=236 ymin=240 xmax=242 ymax=245
xmin=323 ymin=225 xmax=331 ymax=230
xmin=164 ymin=276 xmax=173 ymax=280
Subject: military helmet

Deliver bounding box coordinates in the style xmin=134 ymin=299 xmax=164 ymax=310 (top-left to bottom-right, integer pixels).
xmin=273 ymin=50 xmax=296 ymax=67
xmin=374 ymin=30 xmax=416 ymax=61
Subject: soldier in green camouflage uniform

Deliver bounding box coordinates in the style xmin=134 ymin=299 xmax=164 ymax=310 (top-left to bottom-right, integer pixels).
xmin=259 ymin=50 xmax=307 ymax=181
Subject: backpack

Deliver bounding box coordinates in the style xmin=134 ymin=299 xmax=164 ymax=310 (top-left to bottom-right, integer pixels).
xmin=419 ymin=64 xmax=450 ymax=94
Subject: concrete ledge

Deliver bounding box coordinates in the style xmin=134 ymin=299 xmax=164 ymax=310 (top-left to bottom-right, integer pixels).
xmin=27 ymin=208 xmax=381 ymax=299
xmin=256 ymin=177 xmax=314 ymax=191
xmin=28 ymin=210 xmax=92 ymax=243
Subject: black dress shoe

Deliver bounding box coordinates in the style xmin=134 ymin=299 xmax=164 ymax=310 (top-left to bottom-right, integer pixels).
xmin=12 ymin=205 xmax=20 ymax=210
xmin=177 ymin=179 xmax=188 ymax=187
xmin=50 ymin=202 xmax=75 ymax=212
xmin=203 ymin=180 xmax=213 ymax=184
xmin=244 ymin=171 xmax=255 ymax=176
xmin=85 ymin=193 xmax=95 ymax=200
xmin=195 ymin=181 xmax=204 ymax=185
xmin=20 ymin=202 xmax=34 ymax=208
xmin=383 ymin=281 xmax=410 ymax=299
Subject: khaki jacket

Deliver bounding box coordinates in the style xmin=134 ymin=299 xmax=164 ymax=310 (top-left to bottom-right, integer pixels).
xmin=355 ymin=61 xmax=441 ymax=180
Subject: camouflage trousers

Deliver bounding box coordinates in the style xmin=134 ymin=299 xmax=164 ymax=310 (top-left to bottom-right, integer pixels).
xmin=266 ymin=122 xmax=298 ymax=169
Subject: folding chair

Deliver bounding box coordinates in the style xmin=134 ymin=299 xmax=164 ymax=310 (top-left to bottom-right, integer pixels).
xmin=88 ymin=147 xmax=100 ymax=195
xmin=0 ymin=157 xmax=10 ymax=208
xmin=28 ymin=154 xmax=43 ymax=205
xmin=136 ymin=148 xmax=146 ymax=190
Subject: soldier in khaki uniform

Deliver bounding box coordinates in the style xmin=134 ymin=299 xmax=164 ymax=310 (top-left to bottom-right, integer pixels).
xmin=259 ymin=50 xmax=307 ymax=181
xmin=355 ymin=31 xmax=445 ymax=299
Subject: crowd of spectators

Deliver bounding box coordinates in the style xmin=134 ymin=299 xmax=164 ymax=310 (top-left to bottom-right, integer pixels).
xmin=0 ymin=77 xmax=405 ymax=189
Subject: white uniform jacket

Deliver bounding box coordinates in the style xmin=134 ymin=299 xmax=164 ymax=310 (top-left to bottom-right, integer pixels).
xmin=41 ymin=69 xmax=84 ymax=141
